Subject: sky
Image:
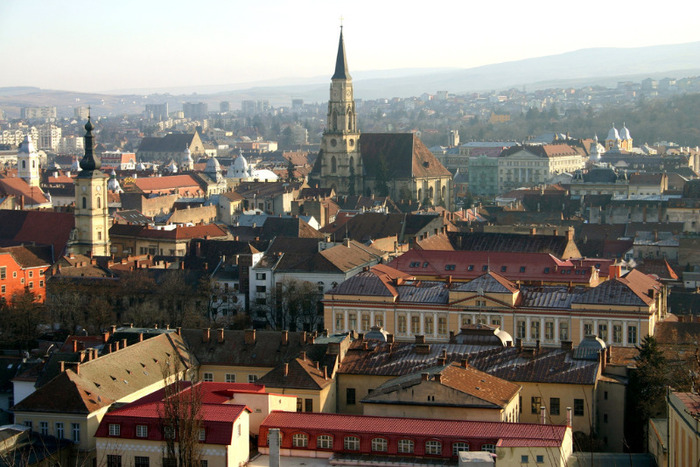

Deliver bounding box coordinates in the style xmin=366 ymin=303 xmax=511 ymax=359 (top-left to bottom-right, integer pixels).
xmin=1 ymin=0 xmax=700 ymax=94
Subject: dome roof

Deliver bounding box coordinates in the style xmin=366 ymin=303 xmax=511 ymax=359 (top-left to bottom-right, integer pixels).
xmin=107 ymin=170 xmax=123 ymax=193
xmin=619 ymin=123 xmax=631 ymax=140
xmin=251 ymin=168 xmax=279 ymax=181
xmin=167 ymin=161 xmax=178 ymax=173
xmin=606 ymin=124 xmax=620 ymax=141
xmin=364 ymin=326 xmax=389 ymax=342
xmin=205 ymin=156 xmax=221 ymax=174
xmin=136 ymin=161 xmax=146 ymax=171
xmin=233 ymin=153 xmax=248 ymax=171
xmin=183 ymin=145 xmax=193 ymax=162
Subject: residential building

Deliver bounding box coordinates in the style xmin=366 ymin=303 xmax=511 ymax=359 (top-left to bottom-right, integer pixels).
xmin=108 ymin=223 xmax=229 ymax=257
xmin=136 ymin=131 xmax=204 ymax=162
xmin=100 ymin=151 xmax=136 ymax=171
xmin=0 ymin=245 xmax=51 ymax=303
xmin=498 ymin=144 xmax=587 ymax=192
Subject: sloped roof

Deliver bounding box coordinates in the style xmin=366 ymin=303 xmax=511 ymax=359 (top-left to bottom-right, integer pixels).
xmin=0 ymin=210 xmax=74 ymax=260
xmin=13 ymin=332 xmax=191 ymax=415
xmin=448 ymin=231 xmax=576 ymax=258
xmin=0 ymin=178 xmax=50 ymax=205
xmin=131 ymin=174 xmax=202 ymax=192
xmin=573 ymin=269 xmax=660 ymax=307
xmin=321 ymin=212 xmax=443 ymax=243
xmin=256 ymin=357 xmax=334 ymax=390
xmin=0 ymin=245 xmax=52 ymax=268
xmin=328 ymin=264 xmax=413 ymax=298
xmin=451 ymin=271 xmax=518 ymax=294
xmin=137 ymin=133 xmax=197 ymax=153
xmin=360 ymin=133 xmax=451 ymax=179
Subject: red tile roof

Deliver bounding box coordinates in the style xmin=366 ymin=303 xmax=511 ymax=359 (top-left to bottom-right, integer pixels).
xmin=0 ymin=178 xmax=50 ymax=205
xmin=0 ymin=210 xmax=75 ymax=259
xmin=132 ymin=174 xmax=202 ymax=192
xmin=260 ymin=411 xmax=567 ymax=446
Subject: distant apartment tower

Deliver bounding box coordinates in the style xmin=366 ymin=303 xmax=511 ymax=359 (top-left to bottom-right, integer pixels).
xmin=448 ymin=129 xmax=460 ymax=147
xmin=21 ymin=106 xmax=56 ymax=120
xmin=74 ymin=107 xmax=90 ymax=120
xmin=38 ymin=124 xmax=62 ymax=151
xmin=220 ymin=101 xmax=230 ymax=113
xmin=291 ymin=99 xmax=304 ymax=110
xmin=241 ymin=100 xmax=270 ymax=115
xmin=183 ymin=102 xmax=208 ymax=119
xmin=436 ymin=90 xmax=449 ymax=100
xmin=145 ymin=103 xmax=169 ymax=121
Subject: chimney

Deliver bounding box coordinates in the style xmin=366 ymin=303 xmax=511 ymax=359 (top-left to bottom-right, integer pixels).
xmin=566 ymin=407 xmax=572 ymax=427
xmin=541 ymin=405 xmax=546 ymax=424
xmin=560 ymin=340 xmax=573 ymax=351
xmin=515 ymin=338 xmax=523 ymax=349
xmin=138 ymin=333 xmax=144 ymax=342
xmin=387 ymin=334 xmax=394 ymax=344
xmin=122 ymin=338 xmax=127 ymax=349
xmin=60 ymin=361 xmax=65 ymax=372
xmin=461 ymin=358 xmax=469 ymax=368
xmin=362 ymin=342 xmax=368 ymax=350
xmin=300 ymin=351 xmax=306 ymax=361
xmin=530 ymin=227 xmax=536 ymax=236
xmin=176 ymin=327 xmax=181 ymax=336
xmin=449 ymin=330 xmax=455 ymax=343
xmin=437 ymin=356 xmax=446 ymax=366
xmin=434 ymin=373 xmax=442 ymax=383
xmin=111 ymin=325 xmax=117 ymax=335
xmin=114 ymin=341 xmax=120 ymax=351
xmin=72 ymin=340 xmax=78 ymax=352
xmin=245 ymin=329 xmax=256 ymax=345
xmin=421 ymin=373 xmax=430 ymax=381
xmin=415 ymin=335 xmax=425 ymax=344
xmin=283 ymin=363 xmax=289 ymax=377
xmin=203 ymin=328 xmax=211 ymax=343
xmin=315 ymin=361 xmax=320 ymax=370
xmin=269 ymin=428 xmax=281 ymax=467
xmin=281 ymin=330 xmax=289 ymax=346
xmin=323 ymin=366 xmax=328 ymax=380
xmin=302 ymin=331 xmax=308 ymax=344
xmin=415 ymin=343 xmax=431 ymax=354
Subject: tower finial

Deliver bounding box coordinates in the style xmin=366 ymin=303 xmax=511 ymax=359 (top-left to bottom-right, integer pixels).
xmin=339 ymin=15 xmax=344 ymax=28
xmin=332 ymin=23 xmax=351 ymax=80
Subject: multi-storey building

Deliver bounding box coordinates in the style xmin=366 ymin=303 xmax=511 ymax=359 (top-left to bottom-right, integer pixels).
xmin=498 ymin=144 xmax=587 ymax=192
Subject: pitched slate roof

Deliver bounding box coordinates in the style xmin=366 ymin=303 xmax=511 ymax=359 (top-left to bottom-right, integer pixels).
xmin=328 ymin=264 xmax=413 ymax=298
xmin=448 ymin=231 xmax=577 ymax=258
xmin=573 ymin=269 xmax=661 ymax=307
xmin=256 ymin=357 xmax=334 ymax=390
xmin=0 ymin=245 xmax=52 ymax=268
xmin=451 ymin=271 xmax=518 ymax=294
xmin=137 ymin=133 xmax=197 ymax=153
xmin=321 ymin=212 xmax=444 ymax=243
xmin=360 ymin=133 xmax=451 ymax=179
xmin=13 ymin=332 xmax=191 ymax=415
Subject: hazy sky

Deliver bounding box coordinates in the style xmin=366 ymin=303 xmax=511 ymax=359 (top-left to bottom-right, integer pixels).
xmin=2 ymin=0 xmax=699 ymax=93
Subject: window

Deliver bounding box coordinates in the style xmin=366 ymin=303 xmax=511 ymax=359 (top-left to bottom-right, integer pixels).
xmin=482 ymin=265 xmax=488 ymax=271
xmin=39 ymin=421 xmax=48 ymax=435
xmin=162 ymin=459 xmax=177 ymax=467
xmin=445 ymin=264 xmax=456 ymax=271
xmin=296 ymin=397 xmax=303 ymax=412
xmin=537 ymin=455 xmax=544 ymax=463
xmin=481 ymin=444 xmax=496 ymax=453
xmin=344 ymin=436 xmax=359 ymax=450
xmin=628 ymin=325 xmax=637 ymax=344
xmin=397 ymin=315 xmax=407 ymax=334
xmin=248 ymin=375 xmax=258 ymax=383
xmin=256 ymin=285 xmax=266 ymax=293
xmin=203 ymin=372 xmax=213 ymax=382
xmin=531 ymin=320 xmax=540 ymax=339
xmin=305 ymin=399 xmax=313 ymax=412
xmin=424 ymin=316 xmax=434 ymax=335
xmin=452 ymin=442 xmax=470 ymax=456
xmin=545 ymin=321 xmax=554 ymax=340
xmin=574 ymin=399 xmax=584 ymax=416
xmin=375 ymin=315 xmax=383 ymax=328
xmin=550 ymin=397 xmax=560 ymax=416
xmin=425 ymin=440 xmax=442 ymax=455
xmin=410 ymin=261 xmax=421 ymax=267
xmin=109 ymin=424 xmax=120 ymax=436
xmin=598 ymin=323 xmax=608 ymax=341
xmin=346 ymin=388 xmax=356 ymax=405
xmin=361 ymin=314 xmax=370 ymax=331
xmin=521 ymin=456 xmax=529 ymax=464
xmin=411 ymin=315 xmax=420 ymax=334
xmin=134 ymin=457 xmax=149 ymax=467
xmin=28 ymin=271 xmax=33 ymax=278
xmin=199 ymin=429 xmax=206 ymax=441
xmin=520 ymin=266 xmax=526 ymax=273
xmin=613 ymin=324 xmax=622 ymax=344
xmin=256 ymin=272 xmax=266 ymax=280
xmin=317 ymin=434 xmax=333 ymax=449
xmin=1 ymin=285 xmax=4 ymax=293
xmin=71 ymin=423 xmax=80 ymax=443
xmin=544 ymin=267 xmax=550 ymax=274
xmin=164 ymin=426 xmax=175 ymax=439
xmin=293 ymin=433 xmax=308 ymax=447
xmin=438 ymin=317 xmax=447 ymax=335
xmin=371 ymin=438 xmax=387 ymax=452
xmin=82 ymin=197 xmax=87 ymax=209
xmin=55 ymin=422 xmax=64 ymax=439
xmin=500 ymin=265 xmax=507 ymax=272
xmin=583 ymin=322 xmax=593 ymax=336
xmin=560 ymin=322 xmax=569 ymax=341
xmin=462 ymin=315 xmax=472 ymax=327
xmin=348 ymin=313 xmax=357 ymax=329
xmin=335 ymin=313 xmax=344 ymax=330
xmin=531 ymin=396 xmax=541 ymax=414
xmin=107 ymin=455 xmax=121 ymax=467
xmin=225 ymin=373 xmax=236 ymax=383
xmin=517 ymin=320 xmax=526 ymax=339
xmin=136 ymin=425 xmax=148 ymax=438
xmin=491 ymin=317 xmax=501 ymax=327
xmin=398 ymin=439 xmax=414 ymax=453
xmin=468 ymin=265 xmax=474 ymax=271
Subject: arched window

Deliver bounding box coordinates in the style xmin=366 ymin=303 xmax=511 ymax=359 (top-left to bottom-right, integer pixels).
xmin=481 ymin=444 xmax=496 ymax=453
xmin=452 ymin=442 xmax=470 ymax=456
xmin=317 ymin=434 xmax=333 ymax=449
xmin=82 ymin=197 xmax=87 ymax=209
xmin=97 ymin=197 xmax=101 ymax=209
xmin=426 ymin=440 xmax=442 ymax=455
xmin=348 ymin=110 xmax=353 ymax=130
xmin=371 ymin=438 xmax=387 ymax=452
xmin=332 ymin=111 xmax=338 ymax=130
xmin=417 ymin=188 xmax=422 ymax=201
xmin=292 ymin=433 xmax=308 ymax=448
xmin=344 ymin=436 xmax=360 ymax=451
xmin=317 ymin=281 xmax=324 ymax=293
xmin=32 ymin=160 xmax=36 ymax=169
xmin=21 ymin=160 xmax=26 ymax=169
xmin=349 ymin=156 xmax=354 ymax=171
xmin=331 ymin=156 xmax=337 ymax=174
xmin=429 ymin=186 xmax=434 ymax=200
xmin=398 ymin=439 xmax=414 ymax=453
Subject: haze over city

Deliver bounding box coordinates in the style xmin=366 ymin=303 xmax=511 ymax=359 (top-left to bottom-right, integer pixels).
xmin=2 ymin=0 xmax=700 ymax=93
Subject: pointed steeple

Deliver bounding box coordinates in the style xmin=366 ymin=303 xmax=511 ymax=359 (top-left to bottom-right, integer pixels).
xmin=332 ymin=27 xmax=351 ymax=80
xmin=79 ymin=114 xmax=101 ymax=172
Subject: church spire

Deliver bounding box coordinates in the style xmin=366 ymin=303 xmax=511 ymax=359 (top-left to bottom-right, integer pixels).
xmin=332 ymin=27 xmax=351 ymax=80
xmin=79 ymin=113 xmax=101 ymax=172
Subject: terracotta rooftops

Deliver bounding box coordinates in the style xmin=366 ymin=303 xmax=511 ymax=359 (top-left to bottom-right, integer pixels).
xmin=130 ymin=174 xmax=202 ymax=192
xmin=260 ymin=411 xmax=567 ymax=447
xmin=109 ymin=223 xmax=228 ymax=241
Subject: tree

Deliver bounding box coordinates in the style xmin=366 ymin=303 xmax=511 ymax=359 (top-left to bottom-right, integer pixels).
xmin=375 ymin=155 xmax=389 ymax=197
xmin=625 ymin=335 xmax=668 ymax=451
xmin=1 ymin=289 xmax=49 ymax=351
xmin=159 ymin=359 xmax=202 ymax=466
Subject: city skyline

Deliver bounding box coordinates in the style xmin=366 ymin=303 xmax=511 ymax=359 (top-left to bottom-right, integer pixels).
xmin=1 ymin=0 xmax=700 ymax=94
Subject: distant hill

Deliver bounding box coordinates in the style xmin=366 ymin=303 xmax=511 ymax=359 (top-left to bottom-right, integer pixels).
xmin=2 ymin=41 xmax=700 ymax=116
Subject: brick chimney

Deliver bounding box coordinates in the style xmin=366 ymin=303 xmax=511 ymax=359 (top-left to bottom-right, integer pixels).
xmin=415 ymin=335 xmax=425 ymax=344
xmin=203 ymin=328 xmax=211 ymax=343
xmin=434 ymin=373 xmax=442 ymax=383
xmin=300 ymin=351 xmax=306 ymax=361
xmin=244 ymin=329 xmax=256 ymax=345
xmin=283 ymin=363 xmax=289 ymax=377
xmin=281 ymin=330 xmax=289 ymax=346
xmin=218 ymin=328 xmax=225 ymax=344
xmin=421 ymin=373 xmax=430 ymax=381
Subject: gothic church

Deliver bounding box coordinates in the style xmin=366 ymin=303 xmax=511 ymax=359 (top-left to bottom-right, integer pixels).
xmin=310 ymin=29 xmax=453 ymax=209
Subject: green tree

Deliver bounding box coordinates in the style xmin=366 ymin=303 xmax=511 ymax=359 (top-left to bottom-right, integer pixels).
xmin=375 ymin=155 xmax=389 ymax=197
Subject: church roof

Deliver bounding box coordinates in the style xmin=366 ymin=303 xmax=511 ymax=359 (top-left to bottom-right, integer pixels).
xmin=332 ymin=28 xmax=351 ymax=80
xmin=138 ymin=133 xmax=197 ymax=153
xmin=359 ymin=133 xmax=451 ymax=180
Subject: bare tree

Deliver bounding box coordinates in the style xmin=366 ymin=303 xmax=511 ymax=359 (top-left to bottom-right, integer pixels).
xmin=159 ymin=358 xmax=203 ymax=466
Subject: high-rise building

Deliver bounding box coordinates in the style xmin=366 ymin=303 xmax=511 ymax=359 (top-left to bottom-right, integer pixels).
xmin=182 ymin=102 xmax=208 ymax=119
xmin=145 ymin=103 xmax=169 ymax=121
xmin=20 ymin=107 xmax=56 ymax=120
xmin=219 ymin=101 xmax=230 ymax=113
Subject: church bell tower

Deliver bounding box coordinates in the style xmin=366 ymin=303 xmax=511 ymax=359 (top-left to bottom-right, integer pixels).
xmin=319 ymin=27 xmax=362 ymax=196
xmin=73 ymin=115 xmax=110 ymax=256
